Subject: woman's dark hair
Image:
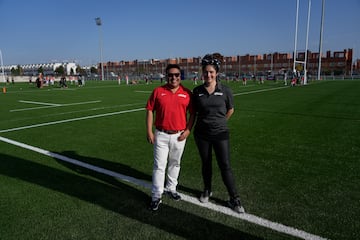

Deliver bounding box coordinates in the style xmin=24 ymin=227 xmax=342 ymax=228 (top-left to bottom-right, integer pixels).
xmin=201 ymin=53 xmax=223 ymax=72
xmin=165 ymin=64 xmax=181 ymax=74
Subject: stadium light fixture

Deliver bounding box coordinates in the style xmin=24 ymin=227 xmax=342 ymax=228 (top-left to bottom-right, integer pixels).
xmin=95 ymin=17 xmax=105 ymax=80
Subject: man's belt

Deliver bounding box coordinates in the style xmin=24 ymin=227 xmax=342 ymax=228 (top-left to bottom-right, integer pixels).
xmin=156 ymin=128 xmax=182 ymax=134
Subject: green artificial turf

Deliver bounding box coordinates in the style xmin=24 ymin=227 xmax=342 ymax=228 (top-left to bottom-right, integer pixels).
xmin=0 ymin=79 xmax=359 ymax=239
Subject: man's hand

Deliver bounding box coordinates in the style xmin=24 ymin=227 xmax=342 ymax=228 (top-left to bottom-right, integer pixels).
xmin=147 ymin=132 xmax=155 ymax=144
xmin=178 ymin=129 xmax=190 ymax=141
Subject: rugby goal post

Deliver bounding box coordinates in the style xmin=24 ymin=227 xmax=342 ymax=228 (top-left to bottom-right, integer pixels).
xmin=293 ymin=0 xmax=311 ymax=85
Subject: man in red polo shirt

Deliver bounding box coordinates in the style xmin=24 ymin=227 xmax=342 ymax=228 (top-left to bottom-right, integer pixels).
xmin=146 ymin=64 xmax=194 ymax=211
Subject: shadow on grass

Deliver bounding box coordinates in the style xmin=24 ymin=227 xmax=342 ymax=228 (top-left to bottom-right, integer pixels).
xmin=58 ymin=151 xmax=230 ymax=207
xmin=58 ymin=150 xmax=152 ymax=185
xmin=0 ymin=152 xmax=264 ymax=240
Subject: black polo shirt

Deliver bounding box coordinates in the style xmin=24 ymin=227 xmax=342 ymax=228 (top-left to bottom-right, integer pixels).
xmin=193 ymin=82 xmax=234 ymax=140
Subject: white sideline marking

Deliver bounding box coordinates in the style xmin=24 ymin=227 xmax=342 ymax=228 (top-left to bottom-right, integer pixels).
xmin=233 ymin=86 xmax=288 ymax=96
xmin=0 ymin=108 xmax=144 ymax=133
xmin=0 ymin=135 xmax=328 ymax=240
xmin=0 ymin=136 xmax=151 ymax=189
xmin=11 ymin=100 xmax=102 ymax=112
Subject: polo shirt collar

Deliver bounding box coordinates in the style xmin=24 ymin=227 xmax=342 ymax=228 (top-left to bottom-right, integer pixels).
xmin=164 ymin=83 xmax=184 ymax=92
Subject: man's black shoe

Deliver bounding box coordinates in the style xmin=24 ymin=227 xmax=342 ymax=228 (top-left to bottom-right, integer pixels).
xmin=164 ymin=191 xmax=181 ymax=201
xmin=149 ymin=198 xmax=162 ymax=211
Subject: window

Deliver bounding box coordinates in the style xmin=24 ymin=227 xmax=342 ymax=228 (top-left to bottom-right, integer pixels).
xmin=334 ymin=52 xmax=344 ymax=58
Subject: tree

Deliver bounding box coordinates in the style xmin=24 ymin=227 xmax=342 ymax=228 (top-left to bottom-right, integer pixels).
xmin=90 ymin=66 xmax=97 ymax=74
xmin=76 ymin=65 xmax=86 ymax=75
xmin=54 ymin=66 xmax=65 ymax=76
xmin=38 ymin=66 xmax=44 ymax=74
xmin=10 ymin=65 xmax=23 ymax=76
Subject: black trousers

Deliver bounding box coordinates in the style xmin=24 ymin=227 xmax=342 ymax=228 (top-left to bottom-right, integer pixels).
xmin=194 ymin=134 xmax=238 ymax=198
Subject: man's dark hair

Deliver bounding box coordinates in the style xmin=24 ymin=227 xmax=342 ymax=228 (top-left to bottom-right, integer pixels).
xmin=165 ymin=64 xmax=181 ymax=74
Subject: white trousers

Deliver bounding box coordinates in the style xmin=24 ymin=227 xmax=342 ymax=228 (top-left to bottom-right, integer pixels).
xmin=152 ymin=130 xmax=186 ymax=200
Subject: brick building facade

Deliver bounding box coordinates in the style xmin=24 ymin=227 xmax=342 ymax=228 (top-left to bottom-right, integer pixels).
xmin=101 ymin=48 xmax=356 ymax=79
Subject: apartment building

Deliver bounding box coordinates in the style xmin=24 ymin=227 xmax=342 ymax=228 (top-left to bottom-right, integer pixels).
xmin=102 ymin=48 xmax=356 ymax=79
xmin=3 ymin=49 xmax=356 ymax=80
xmin=3 ymin=62 xmax=77 ymax=76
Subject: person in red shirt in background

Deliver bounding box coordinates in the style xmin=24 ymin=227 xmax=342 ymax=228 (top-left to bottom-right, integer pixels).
xmin=146 ymin=64 xmax=195 ymax=211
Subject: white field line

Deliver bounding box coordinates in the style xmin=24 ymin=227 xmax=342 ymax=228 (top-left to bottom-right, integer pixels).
xmin=135 ymin=90 xmax=152 ymax=93
xmin=6 ymin=103 xmax=146 ymax=125
xmin=19 ymin=100 xmax=61 ymax=106
xmin=0 ymin=135 xmax=328 ymax=240
xmin=0 ymin=108 xmax=145 ymax=133
xmin=11 ymin=100 xmax=102 ymax=112
xmin=0 ymin=136 xmax=151 ymax=190
xmin=233 ymin=86 xmax=288 ymax=96
xmin=11 ymin=105 xmax=63 ymax=112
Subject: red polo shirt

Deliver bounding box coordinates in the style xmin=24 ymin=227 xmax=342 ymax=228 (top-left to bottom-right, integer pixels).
xmin=146 ymin=84 xmax=193 ymax=131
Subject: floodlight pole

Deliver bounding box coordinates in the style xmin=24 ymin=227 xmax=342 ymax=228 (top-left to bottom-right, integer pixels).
xmin=95 ymin=17 xmax=105 ymax=80
xmin=0 ymin=49 xmax=5 ymax=84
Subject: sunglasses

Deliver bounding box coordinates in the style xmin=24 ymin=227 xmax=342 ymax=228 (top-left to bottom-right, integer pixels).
xmin=201 ymin=58 xmax=221 ymax=67
xmin=167 ymin=73 xmax=180 ymax=78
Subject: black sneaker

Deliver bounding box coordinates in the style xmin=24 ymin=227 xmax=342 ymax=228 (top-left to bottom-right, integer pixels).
xmin=227 ymin=197 xmax=245 ymax=213
xmin=199 ymin=190 xmax=212 ymax=203
xmin=149 ymin=198 xmax=162 ymax=211
xmin=164 ymin=191 xmax=181 ymax=201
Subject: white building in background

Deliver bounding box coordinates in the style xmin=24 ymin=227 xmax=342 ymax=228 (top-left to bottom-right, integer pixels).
xmin=3 ymin=62 xmax=77 ymax=76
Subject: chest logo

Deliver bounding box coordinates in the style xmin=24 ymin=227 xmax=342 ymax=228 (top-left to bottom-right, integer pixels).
xmin=214 ymin=92 xmax=223 ymax=96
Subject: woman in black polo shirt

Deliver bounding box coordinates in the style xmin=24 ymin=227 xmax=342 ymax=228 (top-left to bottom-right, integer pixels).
xmin=192 ymin=53 xmax=245 ymax=213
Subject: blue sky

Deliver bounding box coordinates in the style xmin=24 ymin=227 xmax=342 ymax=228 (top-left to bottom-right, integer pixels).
xmin=1 ymin=0 xmax=359 ymax=66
